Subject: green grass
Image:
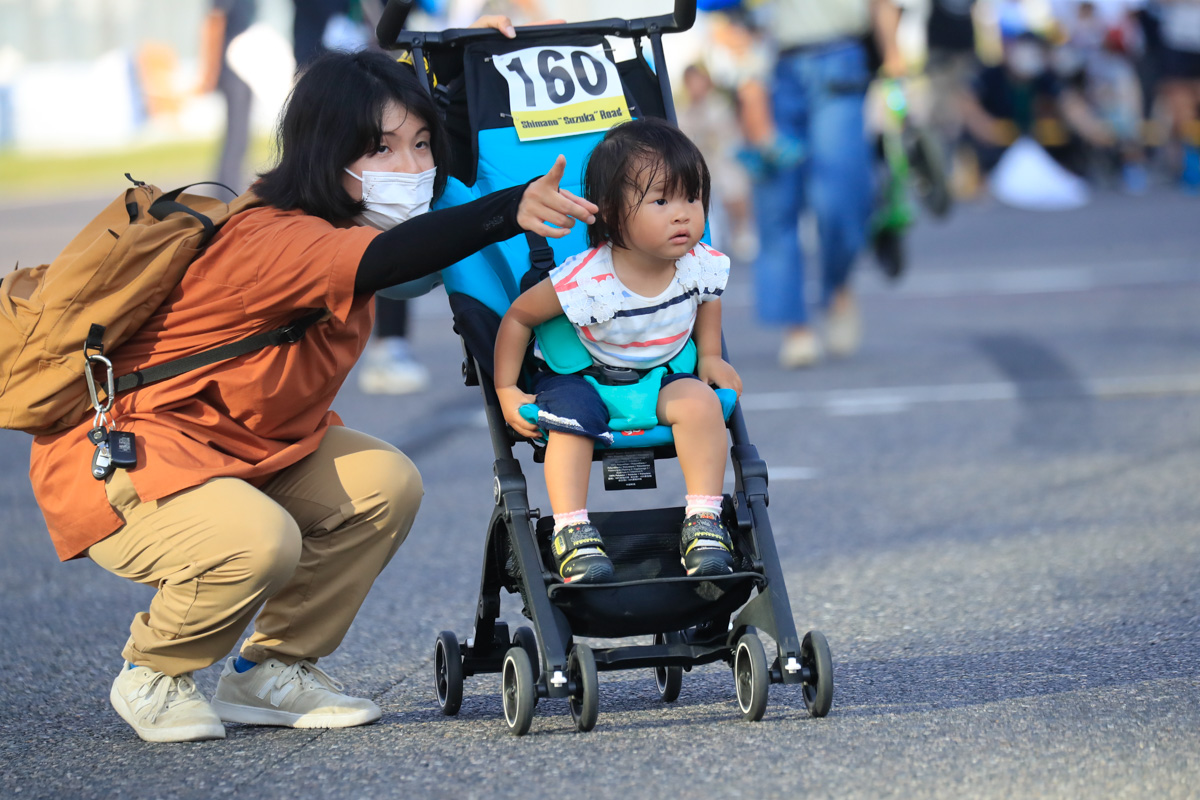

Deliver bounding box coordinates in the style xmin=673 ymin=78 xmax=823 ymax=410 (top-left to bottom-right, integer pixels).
xmin=0 ymin=136 xmax=276 ymax=199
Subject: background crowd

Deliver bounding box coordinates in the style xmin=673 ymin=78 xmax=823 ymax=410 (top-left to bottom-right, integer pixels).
xmin=2 ymin=0 xmax=1197 ymax=375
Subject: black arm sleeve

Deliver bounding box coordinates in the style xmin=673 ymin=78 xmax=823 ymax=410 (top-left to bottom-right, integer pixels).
xmin=354 ymin=182 xmax=529 ymax=295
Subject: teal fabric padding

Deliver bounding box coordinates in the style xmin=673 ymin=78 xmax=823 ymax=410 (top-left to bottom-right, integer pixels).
xmin=518 ymin=387 xmax=737 ymax=450
xmin=579 ymin=339 xmax=699 ymax=430
xmin=584 ymin=366 xmax=668 ymax=430
xmin=534 ymin=315 xmax=593 ymax=374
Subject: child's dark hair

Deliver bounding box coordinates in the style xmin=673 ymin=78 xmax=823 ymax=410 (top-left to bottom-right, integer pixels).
xmin=255 ymin=50 xmax=448 ymax=222
xmin=583 ymin=117 xmax=710 ymax=250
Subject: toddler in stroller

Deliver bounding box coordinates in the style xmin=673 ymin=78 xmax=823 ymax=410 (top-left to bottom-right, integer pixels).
xmin=495 ymin=117 xmax=743 ymax=585
xmin=375 ymin=0 xmax=832 ymax=736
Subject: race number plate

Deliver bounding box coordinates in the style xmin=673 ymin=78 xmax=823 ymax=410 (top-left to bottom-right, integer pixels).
xmin=602 ymin=448 xmax=656 ymax=491
xmin=492 ymin=45 xmax=632 ymax=142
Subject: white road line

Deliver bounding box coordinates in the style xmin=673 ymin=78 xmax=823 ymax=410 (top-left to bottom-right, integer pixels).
xmin=719 ymin=258 xmax=1199 ymax=305
xmin=741 ymin=373 xmax=1200 ymax=415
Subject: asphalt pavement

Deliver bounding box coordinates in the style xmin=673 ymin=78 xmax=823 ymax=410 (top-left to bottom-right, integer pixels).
xmin=2 ymin=185 xmax=1199 ymax=799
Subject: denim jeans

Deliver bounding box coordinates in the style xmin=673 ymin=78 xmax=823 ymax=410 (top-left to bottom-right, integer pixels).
xmin=751 ymin=40 xmax=873 ymax=326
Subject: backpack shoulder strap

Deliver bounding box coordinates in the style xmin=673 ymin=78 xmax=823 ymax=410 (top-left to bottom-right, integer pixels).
xmin=112 ymin=310 xmax=327 ymax=395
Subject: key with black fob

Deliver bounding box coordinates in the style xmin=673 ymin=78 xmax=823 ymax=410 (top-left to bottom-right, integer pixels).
xmin=108 ymin=430 xmax=138 ymax=469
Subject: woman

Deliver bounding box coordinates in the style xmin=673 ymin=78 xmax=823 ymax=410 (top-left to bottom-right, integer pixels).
xmin=27 ymin=20 xmax=597 ymax=743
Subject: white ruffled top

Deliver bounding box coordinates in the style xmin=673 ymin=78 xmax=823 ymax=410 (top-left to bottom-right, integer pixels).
xmin=546 ymin=242 xmax=730 ymax=369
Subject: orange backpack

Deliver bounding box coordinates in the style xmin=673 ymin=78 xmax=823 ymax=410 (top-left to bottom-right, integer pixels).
xmin=0 ymin=176 xmax=320 ymax=436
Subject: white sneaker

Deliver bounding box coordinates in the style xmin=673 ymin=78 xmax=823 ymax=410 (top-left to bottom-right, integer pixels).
xmin=357 ymin=337 xmax=431 ymax=395
xmin=110 ymin=662 xmax=226 ymax=743
xmin=779 ymin=329 xmax=822 ymax=369
xmin=211 ymin=658 xmax=382 ymax=729
xmin=826 ymin=300 xmax=862 ymax=358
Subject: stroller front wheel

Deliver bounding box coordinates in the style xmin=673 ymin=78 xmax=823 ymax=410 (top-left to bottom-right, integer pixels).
xmin=800 ymin=630 xmax=834 ymax=718
xmin=734 ymin=633 xmax=769 ymax=721
xmin=502 ymin=646 xmax=536 ymax=736
xmin=653 ymin=631 xmax=684 ymax=703
xmin=568 ymin=643 xmax=599 ymax=732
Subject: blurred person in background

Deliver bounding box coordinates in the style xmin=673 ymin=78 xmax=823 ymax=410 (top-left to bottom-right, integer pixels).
xmin=1151 ymin=0 xmax=1200 ymax=191
xmin=677 ymin=62 xmax=757 ymax=262
xmin=199 ymin=0 xmax=256 ymax=191
xmin=960 ymin=27 xmax=1116 ymax=176
xmin=358 ymin=294 xmax=432 ymax=394
xmin=744 ymin=0 xmax=905 ymax=369
xmin=1054 ymin=0 xmax=1149 ymax=192
xmin=924 ymin=0 xmax=984 ymax=194
xmin=293 ymin=0 xmax=358 ymax=68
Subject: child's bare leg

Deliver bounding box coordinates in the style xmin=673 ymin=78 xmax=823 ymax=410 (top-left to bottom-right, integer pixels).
xmin=544 ymin=430 xmax=614 ymax=583
xmin=658 ymin=378 xmax=735 ymax=576
xmin=544 ymin=430 xmax=594 ymax=513
xmin=657 ymin=378 xmax=727 ymax=496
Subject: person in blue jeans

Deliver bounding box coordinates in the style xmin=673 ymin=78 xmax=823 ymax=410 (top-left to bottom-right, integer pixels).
xmin=748 ymin=0 xmax=904 ymax=368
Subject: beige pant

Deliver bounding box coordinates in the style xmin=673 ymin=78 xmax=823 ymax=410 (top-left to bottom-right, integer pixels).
xmin=87 ymin=426 xmax=423 ymax=676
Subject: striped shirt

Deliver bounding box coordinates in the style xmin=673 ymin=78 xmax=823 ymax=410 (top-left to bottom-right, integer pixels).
xmin=547 ymin=242 xmax=729 ymax=370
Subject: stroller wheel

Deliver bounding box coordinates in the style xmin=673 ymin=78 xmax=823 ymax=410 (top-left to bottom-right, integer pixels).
xmin=513 ymin=626 xmax=540 ymax=688
xmin=568 ymin=643 xmax=599 ymax=732
xmin=734 ymin=633 xmax=769 ymax=721
xmin=800 ymin=630 xmax=834 ymax=718
xmin=501 ymin=646 xmax=536 ymax=736
xmin=653 ymin=631 xmax=684 ymax=703
xmin=433 ymin=631 xmax=464 ymax=716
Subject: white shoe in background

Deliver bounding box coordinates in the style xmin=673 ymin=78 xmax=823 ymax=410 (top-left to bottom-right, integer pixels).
xmin=357 ymin=337 xmax=431 ymax=395
xmin=779 ymin=328 xmax=822 ymax=369
xmin=826 ymin=297 xmax=862 ymax=358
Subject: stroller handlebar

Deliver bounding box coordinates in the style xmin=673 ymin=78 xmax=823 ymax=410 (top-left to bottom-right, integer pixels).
xmin=376 ymin=0 xmax=697 ymax=51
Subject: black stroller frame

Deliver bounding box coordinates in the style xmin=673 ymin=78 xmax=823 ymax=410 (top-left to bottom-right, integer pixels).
xmin=377 ymin=0 xmax=833 ymax=735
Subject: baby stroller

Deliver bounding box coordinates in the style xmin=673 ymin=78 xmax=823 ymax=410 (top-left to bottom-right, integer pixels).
xmin=376 ymin=0 xmax=833 ymax=735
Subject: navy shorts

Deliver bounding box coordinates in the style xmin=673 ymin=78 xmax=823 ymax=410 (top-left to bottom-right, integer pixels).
xmin=530 ymin=370 xmax=699 ymax=445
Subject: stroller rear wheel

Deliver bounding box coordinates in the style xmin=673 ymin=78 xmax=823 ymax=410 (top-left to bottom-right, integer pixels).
xmin=568 ymin=643 xmax=599 ymax=732
xmin=800 ymin=630 xmax=834 ymax=718
xmin=434 ymin=631 xmax=464 ymax=716
xmin=734 ymin=633 xmax=769 ymax=721
xmin=653 ymin=631 xmax=684 ymax=703
xmin=502 ymin=646 xmax=536 ymax=736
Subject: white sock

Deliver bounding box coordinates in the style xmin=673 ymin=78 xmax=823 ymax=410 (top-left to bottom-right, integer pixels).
xmin=685 ymin=494 xmax=723 ymax=518
xmin=553 ymin=509 xmax=589 ymax=533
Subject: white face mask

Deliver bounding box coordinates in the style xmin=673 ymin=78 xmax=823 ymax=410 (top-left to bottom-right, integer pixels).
xmin=1007 ymin=43 xmax=1046 ymax=80
xmin=344 ymin=166 xmax=437 ymax=230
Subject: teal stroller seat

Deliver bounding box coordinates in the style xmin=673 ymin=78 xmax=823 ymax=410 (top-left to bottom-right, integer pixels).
xmin=376 ymin=0 xmax=833 ymax=736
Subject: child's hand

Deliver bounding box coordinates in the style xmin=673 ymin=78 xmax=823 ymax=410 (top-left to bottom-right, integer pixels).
xmin=497 ymin=384 xmax=542 ymax=438
xmin=698 ymin=356 xmax=742 ymax=397
xmin=517 ymin=155 xmax=598 ymax=239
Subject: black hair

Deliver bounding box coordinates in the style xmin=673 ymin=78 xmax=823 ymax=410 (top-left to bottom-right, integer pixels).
xmin=583 ymin=117 xmax=710 ymax=250
xmin=254 ymin=50 xmax=448 ymax=222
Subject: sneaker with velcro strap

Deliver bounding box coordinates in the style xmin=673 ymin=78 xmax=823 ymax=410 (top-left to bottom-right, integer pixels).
xmin=551 ymin=522 xmax=616 ymax=584
xmin=211 ymin=658 xmax=381 ymax=728
xmin=680 ymin=512 xmax=735 ymax=576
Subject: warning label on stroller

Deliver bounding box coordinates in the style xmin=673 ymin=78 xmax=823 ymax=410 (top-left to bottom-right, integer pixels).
xmin=493 ymin=45 xmax=632 ymax=142
xmin=602 ymin=449 xmax=656 ymax=491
